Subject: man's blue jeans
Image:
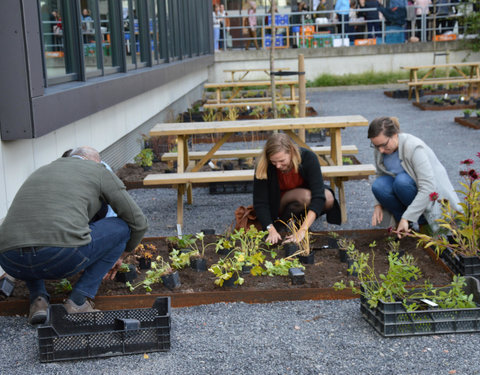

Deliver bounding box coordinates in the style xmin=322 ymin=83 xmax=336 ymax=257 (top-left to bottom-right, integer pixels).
xmin=371 ymin=172 xmax=418 ymax=223
xmin=0 ymin=217 xmax=130 ymax=303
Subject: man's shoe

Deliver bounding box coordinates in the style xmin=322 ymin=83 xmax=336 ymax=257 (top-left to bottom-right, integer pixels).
xmin=63 ymin=299 xmax=100 ymax=314
xmin=28 ymin=296 xmax=49 ymax=325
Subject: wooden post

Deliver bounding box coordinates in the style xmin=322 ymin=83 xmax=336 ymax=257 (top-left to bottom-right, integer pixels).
xmin=298 ymin=54 xmax=306 ymax=142
xmin=270 ymin=0 xmax=277 ymax=119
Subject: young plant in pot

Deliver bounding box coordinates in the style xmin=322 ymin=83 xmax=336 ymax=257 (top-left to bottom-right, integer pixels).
xmin=279 ymin=216 xmax=314 ymax=265
xmin=337 ymin=237 xmax=354 ymax=263
xmin=187 ymin=232 xmax=216 ymax=272
xmin=208 ymin=256 xmax=244 ymax=287
xmin=115 ymin=263 xmax=138 ymax=283
xmin=134 ymin=243 xmax=156 ymax=269
xmin=410 ymin=156 xmax=480 ymax=275
xmin=229 ymin=225 xmax=271 ymax=275
xmin=166 ymin=234 xmax=196 ymax=253
xmin=463 ymin=109 xmax=472 ymax=118
xmin=127 ymin=255 xmax=180 ymax=292
xmin=134 ymin=148 xmax=154 ymax=171
xmin=327 ymin=231 xmax=340 ymax=249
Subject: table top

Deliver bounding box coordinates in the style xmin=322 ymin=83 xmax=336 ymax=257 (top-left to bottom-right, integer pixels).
xmin=204 ymin=80 xmax=298 ymax=88
xmin=401 ymin=62 xmax=480 ymax=70
xmin=149 ymin=115 xmax=369 ymax=137
xmin=223 ymin=68 xmax=290 ymax=73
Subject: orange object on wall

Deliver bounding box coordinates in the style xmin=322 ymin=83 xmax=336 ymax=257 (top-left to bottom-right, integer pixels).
xmin=434 ymin=34 xmax=457 ymax=41
xmin=354 ymin=38 xmax=377 ymax=46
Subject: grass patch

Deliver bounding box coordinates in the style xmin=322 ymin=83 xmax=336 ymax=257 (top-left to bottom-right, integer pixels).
xmin=307 ymin=67 xmax=473 ymax=87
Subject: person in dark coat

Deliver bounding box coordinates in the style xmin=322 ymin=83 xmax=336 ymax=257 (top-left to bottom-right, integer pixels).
xmin=253 ymin=133 xmax=341 ymax=245
xmin=358 ymin=0 xmax=381 ymax=38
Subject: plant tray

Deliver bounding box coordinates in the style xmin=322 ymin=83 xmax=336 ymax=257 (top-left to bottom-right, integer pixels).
xmin=38 ymin=297 xmax=171 ymax=362
xmin=440 ymin=248 xmax=480 ymax=279
xmin=360 ymin=277 xmax=480 ymax=337
xmin=209 ymin=181 xmax=253 ymax=195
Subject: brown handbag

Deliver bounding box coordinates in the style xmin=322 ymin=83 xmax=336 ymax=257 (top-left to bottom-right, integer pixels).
xmin=234 ymin=205 xmax=262 ymax=231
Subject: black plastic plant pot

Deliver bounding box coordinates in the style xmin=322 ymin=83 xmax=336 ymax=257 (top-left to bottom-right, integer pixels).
xmin=289 ymin=267 xmax=305 ymax=285
xmin=142 ymin=165 xmax=152 ymax=171
xmin=161 ymin=271 xmax=181 ymax=290
xmin=201 ymin=228 xmax=215 ymax=235
xmin=346 ymin=258 xmax=358 ymax=277
xmin=0 ymin=277 xmax=15 ymax=297
xmin=115 ymin=265 xmax=137 ymax=283
xmin=284 ymin=242 xmax=299 ymax=258
xmin=338 ymin=249 xmax=348 ymax=263
xmin=190 ymin=257 xmax=207 ymax=272
xmin=327 ymin=237 xmax=339 ymax=249
xmin=242 ymin=264 xmax=252 ymax=275
xmin=222 ymin=273 xmax=238 ymax=287
xmin=298 ymin=252 xmax=315 ymax=265
xmin=216 ymin=248 xmax=231 ymax=256
xmin=138 ymin=257 xmax=152 ymax=270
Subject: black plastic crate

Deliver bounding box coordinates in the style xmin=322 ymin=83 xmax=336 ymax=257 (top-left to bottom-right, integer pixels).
xmin=38 ymin=297 xmax=171 ymax=362
xmin=361 ymin=277 xmax=480 ymax=337
xmin=440 ymin=248 xmax=480 ymax=278
xmin=209 ymin=181 xmax=253 ymax=195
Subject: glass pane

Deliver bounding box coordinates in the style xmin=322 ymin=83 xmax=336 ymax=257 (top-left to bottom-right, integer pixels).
xmin=149 ymin=0 xmax=158 ymax=64
xmin=40 ymin=0 xmax=69 ymax=81
xmin=81 ymin=1 xmax=101 ymax=75
xmin=99 ymin=0 xmax=120 ymax=71
xmin=123 ymin=0 xmax=136 ymax=67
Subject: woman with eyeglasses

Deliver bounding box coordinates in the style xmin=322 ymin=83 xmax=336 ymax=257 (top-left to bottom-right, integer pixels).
xmin=368 ymin=117 xmax=460 ymax=238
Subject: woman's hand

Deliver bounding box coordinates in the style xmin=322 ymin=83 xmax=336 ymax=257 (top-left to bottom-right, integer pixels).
xmin=371 ymin=204 xmax=383 ymax=226
xmin=284 ymin=228 xmax=307 ymax=243
xmin=266 ymin=226 xmax=282 ymax=245
xmin=396 ymin=218 xmax=410 ymax=239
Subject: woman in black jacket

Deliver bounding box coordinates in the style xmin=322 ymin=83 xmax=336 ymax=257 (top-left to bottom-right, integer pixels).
xmin=253 ymin=133 xmax=341 ymax=245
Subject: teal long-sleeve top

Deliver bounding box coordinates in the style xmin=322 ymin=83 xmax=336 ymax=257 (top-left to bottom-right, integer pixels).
xmin=0 ymin=157 xmax=148 ymax=253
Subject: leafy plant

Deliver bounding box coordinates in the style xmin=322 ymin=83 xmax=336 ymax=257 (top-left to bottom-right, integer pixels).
xmin=53 ymin=278 xmax=72 ymax=294
xmin=208 ymin=257 xmax=244 ymax=287
xmin=118 ymin=263 xmax=132 ymax=273
xmin=342 ymin=156 xmax=353 ymax=165
xmin=333 ymin=242 xmax=476 ymax=310
xmin=411 ymin=155 xmax=479 ymax=258
xmin=476 ymin=110 xmax=480 ymax=118
xmin=187 ymin=232 xmax=215 ymax=258
xmin=134 ymin=243 xmax=155 ymax=259
xmin=263 ymin=258 xmax=304 ymax=276
xmin=126 ymin=256 xmax=173 ymax=292
xmin=202 ymin=108 xmax=217 ymax=122
xmin=328 ymin=231 xmax=339 ymax=239
xmin=134 ymin=148 xmax=154 ymax=168
xmin=226 ymin=107 xmax=239 ymax=121
xmin=169 ymin=248 xmax=193 ymax=270
xmin=167 ymin=234 xmax=196 ymax=251
xmin=463 ymin=109 xmax=472 ymax=116
xmin=278 ymin=215 xmax=312 ymax=257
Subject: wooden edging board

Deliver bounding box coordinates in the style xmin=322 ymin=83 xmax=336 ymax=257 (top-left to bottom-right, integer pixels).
xmin=0 ymin=229 xmax=452 ymax=316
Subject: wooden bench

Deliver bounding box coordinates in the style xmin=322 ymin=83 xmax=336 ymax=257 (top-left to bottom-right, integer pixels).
xmin=223 ymin=68 xmax=291 ymax=82
xmin=161 ymin=145 xmax=359 ymax=162
xmin=202 ymin=99 xmax=308 ymax=110
xmin=144 ymin=164 xmax=377 ymax=226
xmin=399 ymin=62 xmax=480 ymax=102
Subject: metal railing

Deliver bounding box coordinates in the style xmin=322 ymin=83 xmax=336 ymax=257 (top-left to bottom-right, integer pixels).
xmin=215 ymin=4 xmax=474 ymax=51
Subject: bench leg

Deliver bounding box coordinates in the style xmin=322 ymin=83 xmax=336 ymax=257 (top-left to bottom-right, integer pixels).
xmin=336 ymin=178 xmax=347 ymax=223
xmin=177 ymin=184 xmax=185 ymax=227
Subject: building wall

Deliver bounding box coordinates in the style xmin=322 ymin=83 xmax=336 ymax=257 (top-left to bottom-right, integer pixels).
xmin=0 ymin=69 xmax=208 ymax=219
xmin=209 ymin=41 xmax=480 ymax=81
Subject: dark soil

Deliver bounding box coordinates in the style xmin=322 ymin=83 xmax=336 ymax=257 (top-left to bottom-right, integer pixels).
xmin=413 ymin=100 xmax=477 ymax=111
xmin=4 ymin=230 xmax=453 ymax=302
xmin=454 ymin=116 xmax=480 ymax=130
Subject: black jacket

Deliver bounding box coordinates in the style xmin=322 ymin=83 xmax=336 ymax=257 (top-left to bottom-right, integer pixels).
xmin=253 ymin=148 xmax=326 ymax=229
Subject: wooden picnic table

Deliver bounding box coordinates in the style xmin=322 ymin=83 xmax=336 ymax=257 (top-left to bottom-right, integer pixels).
xmin=204 ymin=79 xmax=299 ymax=108
xmin=399 ymin=62 xmax=480 ymax=103
xmin=147 ymin=115 xmax=373 ymax=227
xmin=223 ymin=68 xmax=291 ymax=82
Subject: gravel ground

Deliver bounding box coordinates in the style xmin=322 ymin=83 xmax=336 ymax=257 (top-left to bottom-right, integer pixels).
xmin=1 ymin=86 xmax=479 ymax=374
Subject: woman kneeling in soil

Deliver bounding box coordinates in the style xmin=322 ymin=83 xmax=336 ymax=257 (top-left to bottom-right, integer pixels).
xmin=368 ymin=116 xmax=460 ymax=237
xmin=253 ymin=133 xmax=341 ymax=245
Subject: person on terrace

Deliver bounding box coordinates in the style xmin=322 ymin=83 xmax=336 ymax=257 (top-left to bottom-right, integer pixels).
xmin=0 ymin=146 xmax=148 ymax=325
xmin=253 ymin=133 xmax=341 ymax=245
xmin=368 ymin=117 xmax=460 ymax=238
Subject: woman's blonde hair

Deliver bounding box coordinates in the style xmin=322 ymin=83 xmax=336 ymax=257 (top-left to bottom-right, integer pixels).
xmin=255 ymin=133 xmax=301 ymax=179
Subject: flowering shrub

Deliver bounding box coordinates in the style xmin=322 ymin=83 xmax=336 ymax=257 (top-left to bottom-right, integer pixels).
xmin=412 ymin=154 xmax=479 ymax=257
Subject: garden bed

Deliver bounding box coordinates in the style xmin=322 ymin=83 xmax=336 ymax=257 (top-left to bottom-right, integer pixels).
xmin=0 ymin=229 xmax=453 ymax=315
xmin=454 ymin=116 xmax=480 ymax=130
xmin=412 ymin=99 xmax=477 ymax=111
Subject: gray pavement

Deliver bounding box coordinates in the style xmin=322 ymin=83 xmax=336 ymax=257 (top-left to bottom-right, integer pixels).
xmin=1 ymin=86 xmax=479 ymax=374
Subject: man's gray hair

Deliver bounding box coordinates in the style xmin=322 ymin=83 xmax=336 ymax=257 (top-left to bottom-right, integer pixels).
xmin=70 ymin=146 xmax=101 ymax=162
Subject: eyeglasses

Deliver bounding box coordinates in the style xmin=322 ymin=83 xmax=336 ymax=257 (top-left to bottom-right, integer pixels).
xmin=370 ymin=137 xmax=390 ymax=150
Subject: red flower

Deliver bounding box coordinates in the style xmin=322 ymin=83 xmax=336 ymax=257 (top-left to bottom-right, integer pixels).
xmin=429 ymin=192 xmax=439 ymax=201
xmin=477 ymin=152 xmax=480 ymax=159
xmin=468 ymin=169 xmax=479 ymax=181
xmin=461 ymin=159 xmax=474 ymax=165
xmin=386 ymin=226 xmax=393 ymax=233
